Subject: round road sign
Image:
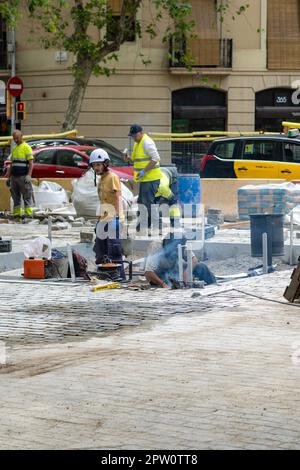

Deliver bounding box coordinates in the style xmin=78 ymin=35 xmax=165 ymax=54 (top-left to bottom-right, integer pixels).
xmin=7 ymin=76 xmax=24 ymax=97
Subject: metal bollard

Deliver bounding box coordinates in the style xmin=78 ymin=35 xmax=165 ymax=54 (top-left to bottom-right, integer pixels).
xmin=48 ymin=216 xmax=52 ymax=243
xmin=262 ymin=232 xmax=268 ymax=274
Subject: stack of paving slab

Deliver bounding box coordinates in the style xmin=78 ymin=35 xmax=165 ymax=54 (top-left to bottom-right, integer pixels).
xmin=238 ymin=182 xmax=300 ymax=220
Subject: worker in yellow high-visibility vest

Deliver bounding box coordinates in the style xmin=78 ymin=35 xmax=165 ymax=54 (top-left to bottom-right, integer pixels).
xmin=6 ymin=130 xmax=34 ymax=219
xmin=124 ymin=124 xmax=162 ymax=231
xmin=155 ymin=168 xmax=181 ymax=228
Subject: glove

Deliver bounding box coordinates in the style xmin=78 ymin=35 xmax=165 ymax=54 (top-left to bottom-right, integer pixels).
xmin=137 ymin=169 xmax=145 ymax=179
xmin=24 ymin=175 xmax=31 ymax=184
xmin=112 ymin=216 xmax=120 ymax=229
xmin=6 ymin=178 xmax=10 ymax=188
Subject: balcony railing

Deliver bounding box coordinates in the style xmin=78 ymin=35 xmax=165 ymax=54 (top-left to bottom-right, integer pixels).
xmin=170 ymin=37 xmax=232 ymax=69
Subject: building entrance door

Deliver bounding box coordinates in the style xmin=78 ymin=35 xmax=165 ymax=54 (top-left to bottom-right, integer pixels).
xmin=171 ymin=87 xmax=227 ymax=173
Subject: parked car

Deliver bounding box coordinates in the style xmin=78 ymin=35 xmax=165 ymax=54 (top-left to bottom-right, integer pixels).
xmin=200 ymin=135 xmax=300 ymax=179
xmin=26 ymin=136 xmax=125 ymax=157
xmin=5 ymin=145 xmax=133 ymax=180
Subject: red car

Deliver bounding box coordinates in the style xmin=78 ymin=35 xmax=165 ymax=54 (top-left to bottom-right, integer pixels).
xmin=5 ymin=145 xmax=133 ymax=180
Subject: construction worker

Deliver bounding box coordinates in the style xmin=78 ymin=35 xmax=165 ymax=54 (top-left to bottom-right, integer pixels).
xmin=124 ymin=124 xmax=162 ymax=231
xmin=155 ymin=167 xmax=181 ymax=228
xmin=7 ymin=130 xmax=34 ymax=219
xmin=145 ymin=233 xmax=216 ymax=288
xmin=90 ymin=148 xmax=125 ymax=280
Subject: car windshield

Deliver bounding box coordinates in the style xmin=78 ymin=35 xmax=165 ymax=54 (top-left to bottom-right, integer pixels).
xmin=29 ymin=140 xmax=77 ymax=149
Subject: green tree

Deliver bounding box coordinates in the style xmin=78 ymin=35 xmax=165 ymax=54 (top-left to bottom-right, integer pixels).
xmin=0 ymin=0 xmax=196 ymax=130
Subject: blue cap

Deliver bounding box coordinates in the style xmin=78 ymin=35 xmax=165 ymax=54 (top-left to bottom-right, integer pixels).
xmin=128 ymin=124 xmax=143 ymax=136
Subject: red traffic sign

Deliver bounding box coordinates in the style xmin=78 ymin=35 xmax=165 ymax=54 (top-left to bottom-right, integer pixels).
xmin=7 ymin=76 xmax=23 ymax=97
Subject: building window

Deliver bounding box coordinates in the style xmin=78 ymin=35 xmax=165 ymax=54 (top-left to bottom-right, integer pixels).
xmin=268 ymin=0 xmax=300 ymax=69
xmin=188 ymin=0 xmax=219 ymax=66
xmin=107 ymin=0 xmax=136 ymax=42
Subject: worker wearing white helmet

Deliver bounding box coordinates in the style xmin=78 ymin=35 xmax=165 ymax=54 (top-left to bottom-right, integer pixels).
xmin=91 ymin=148 xmax=125 ymax=279
xmin=89 ymin=148 xmax=110 ymax=169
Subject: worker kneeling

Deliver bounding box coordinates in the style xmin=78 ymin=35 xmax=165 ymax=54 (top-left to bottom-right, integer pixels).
xmin=91 ymin=148 xmax=125 ymax=280
xmin=145 ymin=233 xmax=216 ymax=288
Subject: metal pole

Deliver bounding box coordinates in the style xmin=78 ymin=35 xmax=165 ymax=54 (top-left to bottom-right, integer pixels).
xmin=177 ymin=243 xmax=183 ymax=285
xmin=67 ymin=243 xmax=76 ymax=283
xmin=186 ymin=242 xmax=193 ymax=287
xmin=262 ymin=232 xmax=268 ymax=274
xmin=290 ymin=210 xmax=294 ymax=266
xmin=10 ymin=26 xmax=16 ymax=135
xmin=200 ymin=203 xmax=205 ymax=261
xmin=48 ymin=216 xmax=52 ymax=243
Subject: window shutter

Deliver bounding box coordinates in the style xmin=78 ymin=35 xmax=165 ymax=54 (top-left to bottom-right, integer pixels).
xmin=107 ymin=0 xmax=122 ymax=15
xmin=188 ymin=0 xmax=219 ymax=66
xmin=268 ymin=0 xmax=300 ymax=69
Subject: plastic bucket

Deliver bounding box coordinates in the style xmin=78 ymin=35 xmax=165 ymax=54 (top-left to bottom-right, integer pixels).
xmin=250 ymin=213 xmax=285 ymax=260
xmin=177 ymin=174 xmax=201 ymax=217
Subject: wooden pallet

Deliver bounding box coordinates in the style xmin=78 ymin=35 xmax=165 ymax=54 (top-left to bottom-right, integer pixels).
xmin=284 ymin=256 xmax=300 ymax=302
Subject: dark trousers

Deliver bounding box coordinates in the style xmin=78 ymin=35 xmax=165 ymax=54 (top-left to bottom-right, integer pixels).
xmin=157 ymin=262 xmax=216 ymax=286
xmin=10 ymin=175 xmax=33 ymax=217
xmin=137 ymin=180 xmax=160 ymax=229
xmin=193 ymin=262 xmax=216 ymax=285
xmin=93 ymin=221 xmax=125 ymax=280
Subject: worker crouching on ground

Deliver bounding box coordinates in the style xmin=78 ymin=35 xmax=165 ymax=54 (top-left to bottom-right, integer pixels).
xmin=91 ymin=149 xmax=125 ymax=280
xmin=155 ymin=167 xmax=181 ymax=229
xmin=145 ymin=233 xmax=216 ymax=289
xmin=6 ymin=130 xmax=34 ymax=219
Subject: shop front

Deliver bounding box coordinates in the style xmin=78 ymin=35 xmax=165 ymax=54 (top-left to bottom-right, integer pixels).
xmin=255 ymin=87 xmax=300 ymax=132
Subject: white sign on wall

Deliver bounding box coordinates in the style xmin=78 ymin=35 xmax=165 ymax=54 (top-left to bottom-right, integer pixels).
xmin=0 ymin=80 xmax=5 ymax=105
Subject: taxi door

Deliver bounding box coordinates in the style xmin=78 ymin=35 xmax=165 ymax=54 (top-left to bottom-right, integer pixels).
xmin=234 ymin=140 xmax=279 ymax=179
xmin=279 ymin=141 xmax=300 ymax=180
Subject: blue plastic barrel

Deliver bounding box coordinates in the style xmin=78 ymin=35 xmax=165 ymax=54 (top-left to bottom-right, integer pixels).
xmin=177 ymin=174 xmax=201 ymax=217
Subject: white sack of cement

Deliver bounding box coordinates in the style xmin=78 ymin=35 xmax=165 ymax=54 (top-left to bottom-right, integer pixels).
xmin=286 ymin=205 xmax=300 ymax=225
xmin=72 ymin=169 xmax=134 ymax=217
xmin=33 ymin=181 xmax=68 ymax=210
xmin=23 ymin=236 xmax=52 ymax=260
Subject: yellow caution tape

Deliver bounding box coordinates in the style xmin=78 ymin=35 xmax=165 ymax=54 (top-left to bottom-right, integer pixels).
xmin=90 ymin=282 xmax=121 ymax=292
xmin=0 ymin=129 xmax=78 ymax=142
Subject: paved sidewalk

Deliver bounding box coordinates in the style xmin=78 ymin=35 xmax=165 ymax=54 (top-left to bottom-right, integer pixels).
xmin=1 ymin=271 xmax=300 ymax=449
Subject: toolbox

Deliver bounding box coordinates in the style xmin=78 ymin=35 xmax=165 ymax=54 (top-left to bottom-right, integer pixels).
xmin=23 ymin=258 xmax=49 ymax=279
xmin=0 ymin=237 xmax=12 ymax=253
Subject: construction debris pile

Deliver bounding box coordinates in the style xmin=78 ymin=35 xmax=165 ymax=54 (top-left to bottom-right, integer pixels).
xmin=0 ymin=211 xmax=95 ymax=230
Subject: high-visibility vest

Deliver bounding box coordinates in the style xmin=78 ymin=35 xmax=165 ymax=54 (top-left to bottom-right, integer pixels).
xmin=131 ymin=134 xmax=161 ymax=182
xmin=11 ymin=142 xmax=33 ymax=177
xmin=155 ymin=172 xmax=181 ymax=218
xmin=155 ymin=172 xmax=172 ymax=200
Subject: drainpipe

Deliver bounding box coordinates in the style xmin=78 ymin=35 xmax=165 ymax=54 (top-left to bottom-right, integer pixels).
xmin=219 ymin=0 xmax=223 ymax=66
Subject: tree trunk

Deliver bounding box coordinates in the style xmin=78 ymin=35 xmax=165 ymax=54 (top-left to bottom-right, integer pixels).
xmin=61 ymin=0 xmax=140 ymax=131
xmin=61 ymin=59 xmax=93 ymax=131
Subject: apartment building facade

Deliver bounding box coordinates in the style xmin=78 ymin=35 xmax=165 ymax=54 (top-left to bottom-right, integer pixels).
xmin=0 ymin=0 xmax=300 ymax=159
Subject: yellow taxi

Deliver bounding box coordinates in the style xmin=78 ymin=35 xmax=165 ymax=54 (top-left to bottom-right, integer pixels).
xmin=200 ymin=134 xmax=300 ymax=179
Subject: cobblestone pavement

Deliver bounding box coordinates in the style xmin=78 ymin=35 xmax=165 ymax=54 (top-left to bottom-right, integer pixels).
xmin=1 ymin=270 xmax=300 ymax=449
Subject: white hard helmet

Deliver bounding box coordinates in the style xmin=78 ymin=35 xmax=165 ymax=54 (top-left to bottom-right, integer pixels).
xmin=89 ymin=148 xmax=110 ymax=165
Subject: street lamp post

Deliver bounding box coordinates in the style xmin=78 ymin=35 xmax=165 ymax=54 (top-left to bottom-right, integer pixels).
xmin=9 ymin=26 xmax=16 ymax=134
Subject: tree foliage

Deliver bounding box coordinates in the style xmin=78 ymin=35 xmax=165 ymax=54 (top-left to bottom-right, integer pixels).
xmin=0 ymin=1 xmax=248 ymax=130
xmin=0 ymin=0 xmax=197 ymax=129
